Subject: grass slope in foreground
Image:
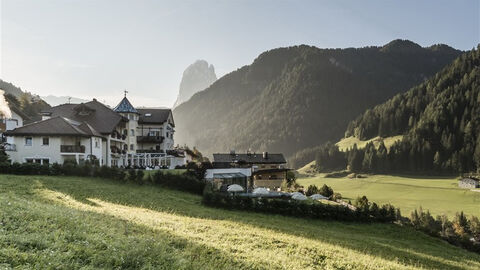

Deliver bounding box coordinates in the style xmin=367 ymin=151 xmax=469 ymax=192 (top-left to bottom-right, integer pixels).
xmin=1 ymin=175 xmax=480 ymax=269
xmin=298 ymin=174 xmax=480 ymax=218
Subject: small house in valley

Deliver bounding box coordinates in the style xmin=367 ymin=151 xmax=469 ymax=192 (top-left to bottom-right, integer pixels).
xmin=458 ymin=177 xmax=480 ymax=189
xmin=211 ymin=151 xmax=289 ymax=190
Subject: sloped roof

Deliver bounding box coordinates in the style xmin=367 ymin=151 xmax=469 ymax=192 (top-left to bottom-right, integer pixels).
xmin=5 ymin=116 xmax=102 ymax=137
xmin=41 ymin=100 xmax=125 ymax=134
xmin=213 ymin=153 xmax=287 ymax=164
xmin=114 ymin=97 xmax=138 ymax=114
xmin=137 ymin=108 xmax=174 ymax=126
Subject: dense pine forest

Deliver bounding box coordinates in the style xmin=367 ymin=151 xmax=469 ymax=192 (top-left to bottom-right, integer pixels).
xmin=317 ymin=46 xmax=480 ymax=173
xmin=174 ymin=40 xmax=461 ymax=160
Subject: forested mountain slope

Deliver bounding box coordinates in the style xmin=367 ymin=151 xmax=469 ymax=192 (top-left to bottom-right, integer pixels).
xmin=343 ymin=46 xmax=480 ymax=172
xmin=173 ymin=40 xmax=461 ymax=159
xmin=0 ymin=79 xmax=51 ymax=122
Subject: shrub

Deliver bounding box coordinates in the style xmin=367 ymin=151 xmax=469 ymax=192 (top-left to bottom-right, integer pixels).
xmin=128 ymin=168 xmax=137 ymax=182
xmin=332 ymin=192 xmax=343 ymax=201
xmin=186 ymin=161 xmax=212 ymax=180
xmin=319 ymin=184 xmax=334 ymax=198
xmin=202 ymin=193 xmax=370 ymax=222
xmin=153 ymin=171 xmax=205 ymax=195
xmin=136 ymin=170 xmax=145 ymax=185
xmin=51 ymin=163 xmax=62 ymax=175
xmin=305 ymin=185 xmax=319 ymax=196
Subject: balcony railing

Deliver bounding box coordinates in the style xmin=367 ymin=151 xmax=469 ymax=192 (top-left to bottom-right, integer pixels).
xmin=111 ymin=133 xmax=126 ymax=140
xmin=137 ymin=135 xmax=164 ymax=143
xmin=136 ymin=149 xmax=164 ymax=154
xmin=60 ymin=145 xmax=85 ymax=153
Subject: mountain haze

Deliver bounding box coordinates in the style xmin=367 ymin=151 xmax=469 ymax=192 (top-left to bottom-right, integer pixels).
xmin=173 ymin=40 xmax=461 ymax=159
xmin=173 ymin=60 xmax=217 ymax=108
xmin=41 ymin=95 xmax=90 ymax=106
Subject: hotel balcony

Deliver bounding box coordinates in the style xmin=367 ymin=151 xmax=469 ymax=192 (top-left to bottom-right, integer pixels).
xmin=110 ymin=131 xmax=126 ymax=141
xmin=137 ymin=135 xmax=164 ymax=143
xmin=60 ymin=145 xmax=85 ymax=153
xmin=136 ymin=149 xmax=165 ymax=154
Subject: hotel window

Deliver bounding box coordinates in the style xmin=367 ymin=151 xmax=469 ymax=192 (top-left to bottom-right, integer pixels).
xmin=130 ymin=129 xmax=135 ymax=136
xmin=130 ymin=144 xmax=134 ymax=150
xmin=25 ymin=137 xmax=32 ymax=146
xmin=148 ymin=131 xmax=159 ymax=137
xmin=42 ymin=137 xmax=49 ymax=146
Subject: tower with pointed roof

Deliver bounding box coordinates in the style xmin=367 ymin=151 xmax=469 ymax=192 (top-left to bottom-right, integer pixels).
xmin=114 ymin=93 xmax=139 ymax=154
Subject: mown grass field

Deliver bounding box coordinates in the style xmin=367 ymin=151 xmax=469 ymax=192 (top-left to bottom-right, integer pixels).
xmin=297 ymin=174 xmax=480 ymax=218
xmin=336 ymin=135 xmax=403 ymax=151
xmin=1 ymin=175 xmax=480 ymax=269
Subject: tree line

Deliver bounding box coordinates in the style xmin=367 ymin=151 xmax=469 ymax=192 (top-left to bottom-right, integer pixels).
xmin=335 ymin=46 xmax=480 ymax=173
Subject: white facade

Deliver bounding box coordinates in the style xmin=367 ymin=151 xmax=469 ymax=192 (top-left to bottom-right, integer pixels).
xmin=7 ymin=135 xmax=103 ymax=165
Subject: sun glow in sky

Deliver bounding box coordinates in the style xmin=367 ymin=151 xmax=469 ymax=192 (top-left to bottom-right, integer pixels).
xmin=1 ymin=0 xmax=478 ymax=108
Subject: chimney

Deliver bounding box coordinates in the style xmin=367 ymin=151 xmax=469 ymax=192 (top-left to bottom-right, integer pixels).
xmin=263 ymin=151 xmax=268 ymax=159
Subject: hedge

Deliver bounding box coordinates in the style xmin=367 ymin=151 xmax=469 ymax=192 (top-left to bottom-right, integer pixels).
xmin=0 ymin=161 xmax=205 ymax=195
xmin=202 ymin=191 xmax=398 ymax=223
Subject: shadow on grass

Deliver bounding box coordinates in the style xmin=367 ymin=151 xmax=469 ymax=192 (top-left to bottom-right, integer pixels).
xmin=387 ymin=173 xmax=458 ymax=180
xmin=17 ymin=175 xmax=480 ymax=270
xmin=2 ymin=179 xmax=270 ymax=269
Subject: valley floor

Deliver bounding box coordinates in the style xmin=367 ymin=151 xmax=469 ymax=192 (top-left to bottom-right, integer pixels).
xmin=297 ymin=174 xmax=480 ymax=218
xmin=1 ymin=175 xmax=480 ymax=269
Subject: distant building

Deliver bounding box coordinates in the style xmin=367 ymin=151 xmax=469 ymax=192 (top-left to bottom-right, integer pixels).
xmin=459 ymin=178 xmax=479 ymax=189
xmin=212 ymin=151 xmax=289 ymax=190
xmin=5 ymin=116 xmax=103 ymax=165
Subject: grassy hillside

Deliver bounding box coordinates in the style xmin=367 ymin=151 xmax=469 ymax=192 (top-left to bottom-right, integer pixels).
xmin=297 ymin=174 xmax=480 ymax=218
xmin=174 ymin=40 xmax=461 ymax=158
xmin=336 ymin=135 xmax=403 ymax=151
xmin=1 ymin=175 xmax=480 ymax=269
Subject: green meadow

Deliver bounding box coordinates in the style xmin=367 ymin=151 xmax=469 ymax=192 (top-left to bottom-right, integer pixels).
xmin=336 ymin=135 xmax=403 ymax=151
xmin=1 ymin=174 xmax=480 ymax=269
xmin=297 ymin=174 xmax=480 ymax=218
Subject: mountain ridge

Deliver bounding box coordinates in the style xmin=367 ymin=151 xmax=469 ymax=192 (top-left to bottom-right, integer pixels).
xmin=173 ymin=40 xmax=462 ymax=161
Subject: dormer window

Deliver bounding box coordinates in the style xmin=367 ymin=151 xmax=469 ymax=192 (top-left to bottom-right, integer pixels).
xmin=78 ymin=110 xmax=91 ymax=116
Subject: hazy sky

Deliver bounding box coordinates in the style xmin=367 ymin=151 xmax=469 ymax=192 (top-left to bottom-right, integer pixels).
xmin=1 ymin=0 xmax=479 ymax=108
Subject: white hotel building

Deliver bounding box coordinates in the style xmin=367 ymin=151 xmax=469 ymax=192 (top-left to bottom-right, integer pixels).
xmin=5 ymin=95 xmax=185 ymax=168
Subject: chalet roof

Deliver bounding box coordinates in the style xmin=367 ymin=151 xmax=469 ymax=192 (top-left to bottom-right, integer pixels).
xmin=213 ymin=172 xmax=247 ymax=179
xmin=5 ymin=116 xmax=102 ymax=137
xmin=41 ymin=99 xmax=125 ymax=134
xmin=137 ymin=108 xmax=174 ymax=126
xmin=114 ymin=97 xmax=138 ymax=114
xmin=252 ymin=168 xmax=290 ymax=174
xmin=213 ymin=153 xmax=287 ymax=164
